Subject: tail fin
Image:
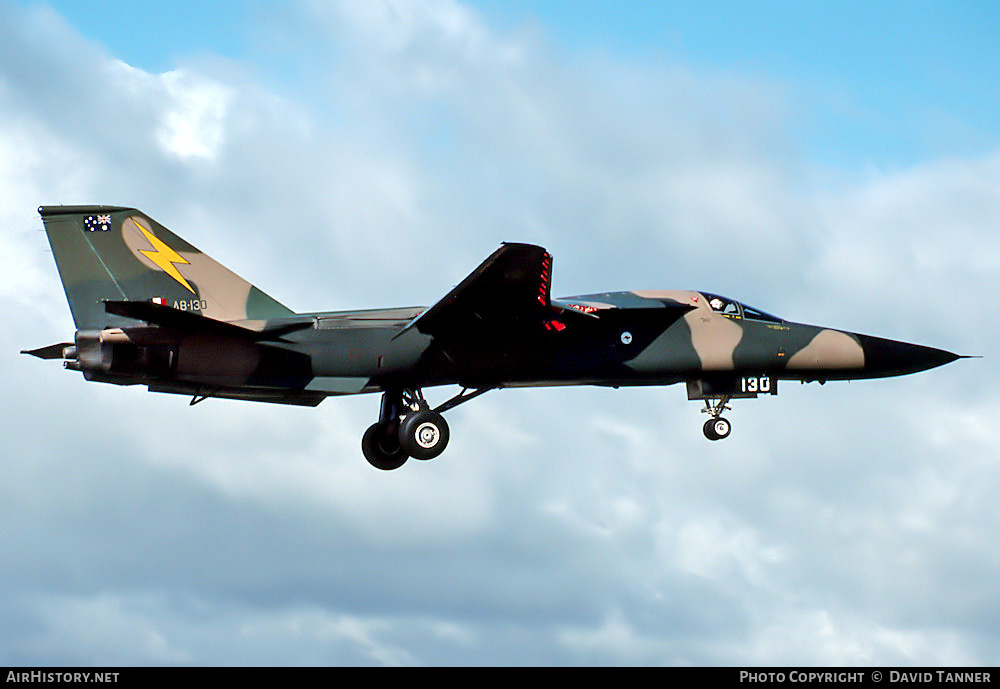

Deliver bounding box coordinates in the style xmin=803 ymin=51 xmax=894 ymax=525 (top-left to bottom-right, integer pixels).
xmin=39 ymin=206 xmax=294 ymax=329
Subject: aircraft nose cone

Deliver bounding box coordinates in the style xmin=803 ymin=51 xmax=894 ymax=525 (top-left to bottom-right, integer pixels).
xmin=856 ymin=334 xmax=961 ymax=377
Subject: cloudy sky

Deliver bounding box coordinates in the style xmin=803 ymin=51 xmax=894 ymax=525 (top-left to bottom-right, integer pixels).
xmin=2 ymin=0 xmax=998 ymax=666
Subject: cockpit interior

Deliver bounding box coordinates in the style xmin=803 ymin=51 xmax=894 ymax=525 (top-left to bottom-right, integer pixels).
xmin=701 ymin=293 xmax=783 ymax=323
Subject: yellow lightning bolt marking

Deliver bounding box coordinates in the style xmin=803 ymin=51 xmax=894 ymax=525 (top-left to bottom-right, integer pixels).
xmin=134 ymin=219 xmax=196 ymax=294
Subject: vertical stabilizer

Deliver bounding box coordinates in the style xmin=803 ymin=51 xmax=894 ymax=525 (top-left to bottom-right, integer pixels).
xmin=38 ymin=206 xmax=294 ymax=329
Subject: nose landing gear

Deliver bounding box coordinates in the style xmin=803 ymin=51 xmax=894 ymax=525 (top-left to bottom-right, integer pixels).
xmin=701 ymin=396 xmax=733 ymax=441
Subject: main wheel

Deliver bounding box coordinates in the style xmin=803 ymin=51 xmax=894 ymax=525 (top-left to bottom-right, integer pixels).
xmin=398 ymin=410 xmax=450 ymax=460
xmin=362 ymin=422 xmax=409 ymax=470
xmin=703 ymin=417 xmax=732 ymax=441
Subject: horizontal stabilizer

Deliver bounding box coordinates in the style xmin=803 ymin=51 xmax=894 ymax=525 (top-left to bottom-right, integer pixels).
xmin=104 ymin=301 xmax=311 ymax=341
xmin=21 ymin=343 xmax=74 ymax=359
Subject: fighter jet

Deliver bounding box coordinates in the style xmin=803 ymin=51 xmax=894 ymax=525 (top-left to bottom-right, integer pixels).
xmin=24 ymin=206 xmax=968 ymax=470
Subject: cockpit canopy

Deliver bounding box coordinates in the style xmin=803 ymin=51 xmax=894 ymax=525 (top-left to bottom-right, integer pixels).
xmin=701 ymin=292 xmax=782 ymax=323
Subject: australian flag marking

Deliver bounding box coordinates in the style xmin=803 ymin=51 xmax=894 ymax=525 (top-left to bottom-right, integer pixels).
xmin=84 ymin=214 xmax=112 ymax=232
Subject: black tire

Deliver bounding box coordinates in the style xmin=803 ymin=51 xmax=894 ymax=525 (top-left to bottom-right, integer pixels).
xmin=398 ymin=410 xmax=450 ymax=460
xmin=703 ymin=419 xmax=719 ymax=441
xmin=362 ymin=422 xmax=408 ymax=470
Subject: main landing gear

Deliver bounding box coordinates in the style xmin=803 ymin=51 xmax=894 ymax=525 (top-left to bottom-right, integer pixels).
xmin=701 ymin=396 xmax=733 ymax=441
xmin=361 ymin=387 xmax=489 ymax=470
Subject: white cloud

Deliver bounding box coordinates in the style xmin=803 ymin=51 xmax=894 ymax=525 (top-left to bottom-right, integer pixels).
xmin=557 ymin=610 xmax=673 ymax=665
xmin=672 ymin=518 xmax=785 ymax=588
xmin=739 ymin=609 xmax=979 ymax=666
xmin=19 ymin=594 xmax=192 ymax=665
xmin=807 ymin=152 xmax=1000 ymax=340
xmin=236 ymin=607 xmax=416 ymax=666
xmin=312 ymin=0 xmax=524 ymax=93
xmin=111 ymin=63 xmax=235 ymax=161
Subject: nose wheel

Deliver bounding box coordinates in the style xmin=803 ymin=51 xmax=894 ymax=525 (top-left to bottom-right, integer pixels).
xmin=703 ymin=416 xmax=732 ymax=441
xmin=701 ymin=396 xmax=733 ymax=441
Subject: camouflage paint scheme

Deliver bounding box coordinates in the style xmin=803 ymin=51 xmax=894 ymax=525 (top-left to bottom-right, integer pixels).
xmin=25 ymin=206 xmax=965 ymax=462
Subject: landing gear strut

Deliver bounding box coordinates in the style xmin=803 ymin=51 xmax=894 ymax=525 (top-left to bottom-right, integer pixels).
xmin=701 ymin=396 xmax=733 ymax=441
xmin=362 ymin=386 xmax=489 ymax=470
